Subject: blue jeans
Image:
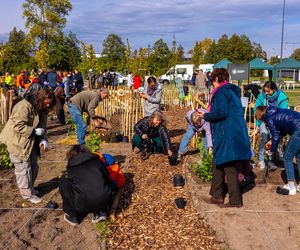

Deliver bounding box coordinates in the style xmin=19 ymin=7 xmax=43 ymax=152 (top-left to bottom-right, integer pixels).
xmin=258 ymin=123 xmax=268 ymax=162
xmin=283 ymin=130 xmax=300 ymax=181
xmin=68 ymin=103 xmax=87 ymax=145
xmin=178 ymin=124 xmax=207 ymax=155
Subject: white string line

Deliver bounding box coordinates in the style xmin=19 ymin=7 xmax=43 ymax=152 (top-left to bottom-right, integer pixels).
xmin=0 ymin=207 xmax=62 ymax=211
xmin=3 ymin=210 xmax=40 ymax=248
xmin=2 ymin=189 xmax=61 ymax=248
xmin=204 ymin=209 xmax=300 ymax=213
xmin=248 ymin=195 xmax=277 ymax=250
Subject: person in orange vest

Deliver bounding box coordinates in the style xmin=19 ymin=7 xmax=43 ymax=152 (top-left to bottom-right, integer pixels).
xmin=16 ymin=70 xmax=31 ymax=96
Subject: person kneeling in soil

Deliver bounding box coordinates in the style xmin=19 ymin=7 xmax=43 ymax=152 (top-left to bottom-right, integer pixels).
xmin=0 ymin=88 xmax=55 ymax=204
xmin=255 ymin=106 xmax=300 ymax=195
xmin=59 ymin=145 xmax=112 ymax=226
xmin=177 ymin=108 xmax=213 ymax=162
xmin=132 ymin=111 xmax=173 ymax=160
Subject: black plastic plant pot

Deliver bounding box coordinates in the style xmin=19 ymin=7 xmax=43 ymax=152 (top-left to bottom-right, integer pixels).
xmin=276 ymin=186 xmax=289 ymax=195
xmin=46 ymin=200 xmax=59 ymax=210
xmin=122 ymin=136 xmax=129 ymax=143
xmin=175 ymin=197 xmax=186 ymax=209
xmin=168 ymin=154 xmax=177 ymax=166
xmin=173 ymin=174 xmax=185 ymax=188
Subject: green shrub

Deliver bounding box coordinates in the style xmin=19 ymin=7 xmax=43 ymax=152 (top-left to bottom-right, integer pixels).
xmin=86 ymin=132 xmax=102 ymax=152
xmin=66 ymin=117 xmax=76 ymax=136
xmin=0 ymin=144 xmax=13 ymax=169
xmin=191 ymin=136 xmax=213 ymax=182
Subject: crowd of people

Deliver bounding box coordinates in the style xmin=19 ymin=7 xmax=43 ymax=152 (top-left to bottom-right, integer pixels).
xmin=0 ymin=66 xmax=299 ymax=226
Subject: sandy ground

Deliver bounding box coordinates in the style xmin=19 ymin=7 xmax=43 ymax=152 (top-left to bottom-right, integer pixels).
xmin=1 ymin=106 xmax=298 ymax=249
xmin=184 ymin=155 xmax=300 ymax=250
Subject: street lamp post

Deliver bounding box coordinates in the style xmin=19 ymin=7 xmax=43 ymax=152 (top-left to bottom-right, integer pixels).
xmin=280 ymin=0 xmax=286 ymax=63
xmin=279 ymin=0 xmax=286 ymax=80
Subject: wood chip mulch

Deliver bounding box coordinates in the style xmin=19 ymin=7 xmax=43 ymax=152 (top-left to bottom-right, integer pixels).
xmin=108 ymin=109 xmax=221 ymax=249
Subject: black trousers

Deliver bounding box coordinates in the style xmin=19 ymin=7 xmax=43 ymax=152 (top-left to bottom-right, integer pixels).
xmin=59 ymin=178 xmax=107 ymax=219
xmin=59 ymin=178 xmax=78 ymax=218
xmin=210 ymin=161 xmax=242 ymax=205
xmin=56 ymin=98 xmax=65 ymax=124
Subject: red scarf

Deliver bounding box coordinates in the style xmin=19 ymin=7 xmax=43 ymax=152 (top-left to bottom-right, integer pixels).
xmin=207 ymin=81 xmax=229 ymax=111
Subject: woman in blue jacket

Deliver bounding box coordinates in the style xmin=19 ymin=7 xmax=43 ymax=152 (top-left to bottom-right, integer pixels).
xmin=254 ymin=81 xmax=288 ymax=170
xmin=255 ymin=106 xmax=300 ymax=195
xmin=199 ymin=68 xmax=251 ymax=208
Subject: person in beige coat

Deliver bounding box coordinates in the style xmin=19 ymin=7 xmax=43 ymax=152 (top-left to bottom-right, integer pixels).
xmin=0 ymin=88 xmax=55 ymax=204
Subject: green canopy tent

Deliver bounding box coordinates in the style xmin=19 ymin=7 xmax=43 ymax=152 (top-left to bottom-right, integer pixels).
xmin=249 ymin=58 xmax=273 ymax=81
xmin=273 ymin=58 xmax=300 ymax=82
xmin=249 ymin=58 xmax=273 ymax=70
xmin=213 ymin=59 xmax=232 ymax=69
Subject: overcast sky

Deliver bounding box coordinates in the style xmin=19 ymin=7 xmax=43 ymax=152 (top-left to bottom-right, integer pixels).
xmin=1 ymin=0 xmax=300 ymax=59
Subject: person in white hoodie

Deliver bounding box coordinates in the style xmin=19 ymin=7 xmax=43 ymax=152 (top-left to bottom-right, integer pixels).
xmin=177 ymin=108 xmax=213 ymax=161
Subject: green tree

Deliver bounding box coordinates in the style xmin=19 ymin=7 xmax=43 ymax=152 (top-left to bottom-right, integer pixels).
xmin=191 ymin=41 xmax=203 ymax=68
xmin=204 ymin=34 xmax=266 ymax=63
xmin=291 ymin=48 xmax=300 ymax=61
xmin=252 ymin=42 xmax=267 ymax=60
xmin=22 ymin=0 xmax=72 ymax=67
xmin=269 ymin=56 xmax=280 ymax=65
xmin=176 ymin=45 xmax=185 ymax=63
xmin=48 ymin=32 xmax=81 ymax=71
xmin=146 ymin=39 xmax=171 ymax=75
xmin=0 ymin=27 xmax=35 ymax=74
xmin=201 ymin=38 xmax=213 ymax=55
xmin=77 ymin=42 xmax=96 ymax=77
xmin=101 ymin=34 xmax=126 ymax=71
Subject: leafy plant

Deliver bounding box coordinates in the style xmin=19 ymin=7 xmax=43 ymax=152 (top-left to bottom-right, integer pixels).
xmin=0 ymin=144 xmax=13 ymax=169
xmin=86 ymin=132 xmax=102 ymax=152
xmin=95 ymin=220 xmax=111 ymax=242
xmin=66 ymin=117 xmax=76 ymax=136
xmin=191 ymin=136 xmax=213 ymax=182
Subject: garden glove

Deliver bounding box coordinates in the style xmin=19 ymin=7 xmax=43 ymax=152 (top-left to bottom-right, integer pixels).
xmin=34 ymin=128 xmax=45 ymax=136
xmin=39 ymin=139 xmax=49 ymax=151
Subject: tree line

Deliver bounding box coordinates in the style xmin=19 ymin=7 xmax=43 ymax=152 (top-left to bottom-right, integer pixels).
xmin=0 ymin=0 xmax=299 ymax=78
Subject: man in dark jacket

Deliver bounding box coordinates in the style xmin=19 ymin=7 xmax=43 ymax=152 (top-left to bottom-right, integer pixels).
xmin=255 ymin=106 xmax=300 ymax=195
xmin=132 ymin=111 xmax=172 ymax=160
xmin=59 ymin=145 xmax=112 ymax=225
xmin=47 ymin=68 xmax=58 ymax=90
xmin=72 ymin=69 xmax=84 ymax=93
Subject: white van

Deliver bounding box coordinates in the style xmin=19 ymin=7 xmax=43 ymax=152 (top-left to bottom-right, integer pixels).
xmin=160 ymin=64 xmax=213 ymax=82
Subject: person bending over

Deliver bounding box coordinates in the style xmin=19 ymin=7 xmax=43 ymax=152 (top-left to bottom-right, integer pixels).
xmin=177 ymin=108 xmax=213 ymax=161
xmin=59 ymin=145 xmax=112 ymax=225
xmin=68 ymin=88 xmax=109 ymax=144
xmin=255 ymin=106 xmax=300 ymax=195
xmin=0 ymin=88 xmax=55 ymax=204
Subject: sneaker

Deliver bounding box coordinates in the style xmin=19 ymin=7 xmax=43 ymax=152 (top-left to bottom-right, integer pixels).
xmin=27 ymin=195 xmax=42 ymax=204
xmin=64 ymin=213 xmax=78 ymax=226
xmin=257 ymin=161 xmax=265 ymax=169
xmin=282 ymin=184 xmax=297 ymax=195
xmin=141 ymin=151 xmax=150 ymax=160
xmin=92 ymin=212 xmax=107 ymax=224
xmin=268 ymin=161 xmax=278 ymax=171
